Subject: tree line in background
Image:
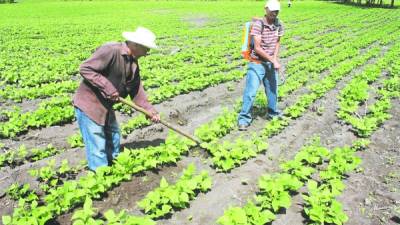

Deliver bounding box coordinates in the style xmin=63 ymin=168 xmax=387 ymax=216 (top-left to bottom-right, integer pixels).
xmin=338 ymin=0 xmax=396 ymax=8
xmin=0 ymin=0 xmax=15 ymax=3
xmin=0 ymin=0 xmax=397 ymax=9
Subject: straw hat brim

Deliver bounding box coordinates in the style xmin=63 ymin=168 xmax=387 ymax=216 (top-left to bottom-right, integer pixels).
xmin=122 ymin=32 xmax=158 ymax=49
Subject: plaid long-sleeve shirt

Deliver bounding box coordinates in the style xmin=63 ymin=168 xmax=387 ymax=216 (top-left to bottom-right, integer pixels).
xmin=73 ymin=42 xmax=155 ymax=126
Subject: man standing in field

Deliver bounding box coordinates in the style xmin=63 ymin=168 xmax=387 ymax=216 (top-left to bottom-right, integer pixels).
xmin=73 ymin=27 xmax=160 ymax=171
xmin=238 ymin=0 xmax=284 ymax=131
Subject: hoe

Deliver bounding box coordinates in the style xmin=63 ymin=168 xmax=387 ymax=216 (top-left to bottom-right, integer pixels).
xmin=118 ymin=97 xmax=201 ymax=145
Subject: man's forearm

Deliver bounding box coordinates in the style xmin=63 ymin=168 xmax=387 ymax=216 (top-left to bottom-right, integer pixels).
xmin=79 ymin=46 xmax=118 ymax=97
xmin=255 ymin=46 xmax=275 ymax=63
xmin=133 ymin=82 xmax=156 ymax=113
xmin=80 ymin=64 xmax=117 ymax=97
xmin=273 ymin=42 xmax=280 ymax=60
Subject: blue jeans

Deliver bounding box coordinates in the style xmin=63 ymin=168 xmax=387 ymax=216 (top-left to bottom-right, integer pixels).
xmin=75 ymin=107 xmax=120 ymax=171
xmin=238 ymin=62 xmax=279 ymax=126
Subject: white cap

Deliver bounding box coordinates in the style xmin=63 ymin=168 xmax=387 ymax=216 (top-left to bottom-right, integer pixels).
xmin=122 ymin=27 xmax=158 ymax=49
xmin=265 ymin=0 xmax=281 ymax=11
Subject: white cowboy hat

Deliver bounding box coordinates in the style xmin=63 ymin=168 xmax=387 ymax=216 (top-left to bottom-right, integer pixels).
xmin=122 ymin=27 xmax=158 ymax=49
xmin=265 ymin=0 xmax=281 ymax=11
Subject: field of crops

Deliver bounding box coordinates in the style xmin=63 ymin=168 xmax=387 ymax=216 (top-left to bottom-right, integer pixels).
xmin=0 ymin=0 xmax=399 ymax=224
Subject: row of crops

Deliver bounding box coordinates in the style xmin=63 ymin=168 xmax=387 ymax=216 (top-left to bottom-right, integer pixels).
xmin=0 ymin=1 xmax=399 ymax=225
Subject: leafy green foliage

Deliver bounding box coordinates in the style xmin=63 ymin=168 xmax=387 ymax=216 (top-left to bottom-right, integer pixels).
xmin=137 ymin=164 xmax=211 ymax=218
xmin=121 ymin=114 xmax=151 ymax=138
xmin=280 ymin=160 xmax=315 ymax=181
xmin=303 ymin=180 xmax=348 ymax=225
xmin=336 ymin=43 xmax=400 ymax=137
xmin=351 ymin=138 xmax=370 ymax=151
xmin=71 ymin=202 xmax=156 ymax=225
xmin=6 ymin=183 xmax=38 ymax=202
xmin=0 ymin=145 xmax=28 ymax=167
xmin=67 ymin=133 xmax=84 ymax=148
xmin=217 ymin=137 xmax=330 ymax=224
xmin=30 ymin=144 xmax=63 ymax=161
xmin=195 ymin=109 xmax=236 ymax=142
xmin=0 ymin=96 xmax=74 ymax=138
xmin=217 ymin=201 xmax=275 ymax=225
xmin=103 ymin=209 xmax=155 ymax=225
xmin=281 ymin=138 xmax=328 ymax=181
xmin=0 ymin=81 xmax=78 ymax=102
xmin=256 ymin=174 xmax=298 ymax=212
xmin=262 ymin=117 xmax=290 ymax=137
xmin=3 ymin=3 xmax=400 ymax=225
xmin=302 ymin=140 xmax=371 ymax=225
xmin=203 ymin=135 xmax=268 ymax=172
xmin=28 ymin=159 xmax=79 ymax=193
xmin=319 ymin=147 xmax=361 ymax=181
xmin=71 ymin=198 xmax=102 ymax=225
xmin=5 ymin=131 xmax=195 ymax=224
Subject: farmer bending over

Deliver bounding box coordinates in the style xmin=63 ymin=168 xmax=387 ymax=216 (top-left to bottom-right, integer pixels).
xmin=73 ymin=27 xmax=160 ymax=171
xmin=238 ymin=0 xmax=284 ymax=131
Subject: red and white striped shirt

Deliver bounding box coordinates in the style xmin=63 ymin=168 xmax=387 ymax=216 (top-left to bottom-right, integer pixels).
xmin=250 ymin=17 xmax=284 ymax=60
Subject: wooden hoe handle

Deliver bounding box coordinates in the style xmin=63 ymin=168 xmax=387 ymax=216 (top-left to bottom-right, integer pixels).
xmin=118 ymin=97 xmax=201 ymax=145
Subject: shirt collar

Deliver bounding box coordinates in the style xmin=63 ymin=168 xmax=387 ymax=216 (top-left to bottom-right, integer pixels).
xmin=263 ymin=17 xmax=277 ymax=29
xmin=121 ymin=42 xmax=138 ymax=61
xmin=121 ymin=42 xmax=131 ymax=56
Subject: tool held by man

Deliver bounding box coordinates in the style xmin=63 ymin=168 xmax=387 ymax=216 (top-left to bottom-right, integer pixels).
xmin=277 ymin=69 xmax=285 ymax=86
xmin=118 ymin=97 xmax=201 ymax=145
